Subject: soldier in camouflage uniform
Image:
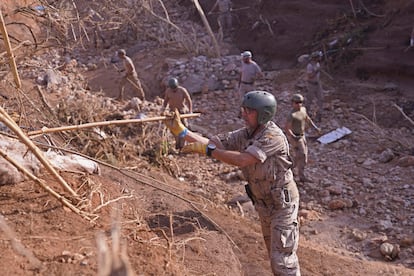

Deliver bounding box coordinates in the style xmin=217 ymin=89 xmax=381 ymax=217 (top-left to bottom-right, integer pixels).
xmin=164 ymin=91 xmax=301 ymax=275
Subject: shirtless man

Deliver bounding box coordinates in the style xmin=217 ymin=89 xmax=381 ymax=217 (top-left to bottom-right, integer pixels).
xmin=117 ymin=49 xmax=145 ymax=101
xmin=161 ymin=77 xmax=193 ymax=149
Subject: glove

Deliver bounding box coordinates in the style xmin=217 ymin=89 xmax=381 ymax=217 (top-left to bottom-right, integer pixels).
xmin=181 ymin=142 xmax=207 ymax=155
xmin=164 ymin=109 xmax=187 ymax=137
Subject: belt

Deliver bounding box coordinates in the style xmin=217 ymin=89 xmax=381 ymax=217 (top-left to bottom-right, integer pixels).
xmin=307 ymin=80 xmax=319 ymax=85
xmin=241 ymin=81 xmax=254 ymax=85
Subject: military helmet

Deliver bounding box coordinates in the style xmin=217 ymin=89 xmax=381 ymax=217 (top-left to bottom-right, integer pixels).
xmin=292 ymin=93 xmax=304 ymax=103
xmin=118 ymin=49 xmax=126 ymax=56
xmin=168 ymin=77 xmax=179 ymax=89
xmin=242 ymin=91 xmax=277 ymax=125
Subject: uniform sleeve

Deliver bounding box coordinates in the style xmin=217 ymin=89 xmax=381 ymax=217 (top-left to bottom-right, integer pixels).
xmin=245 ymin=130 xmax=287 ymax=163
xmin=213 ymin=128 xmax=248 ymax=151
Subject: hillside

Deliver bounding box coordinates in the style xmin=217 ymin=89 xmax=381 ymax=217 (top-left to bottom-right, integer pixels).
xmin=0 ymin=0 xmax=413 ymax=275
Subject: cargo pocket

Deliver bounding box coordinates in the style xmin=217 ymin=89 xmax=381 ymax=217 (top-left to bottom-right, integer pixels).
xmin=270 ymin=186 xmax=292 ymax=209
xmin=280 ymin=225 xmax=297 ymax=251
xmin=278 ymin=224 xmax=299 ymax=268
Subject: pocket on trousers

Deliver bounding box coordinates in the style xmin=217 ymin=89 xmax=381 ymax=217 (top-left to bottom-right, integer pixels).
xmin=271 ymin=187 xmax=292 ymax=209
xmin=280 ymin=225 xmax=298 ymax=252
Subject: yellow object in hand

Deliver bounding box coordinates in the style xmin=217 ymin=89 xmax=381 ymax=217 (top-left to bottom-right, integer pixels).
xmin=181 ymin=142 xmax=207 ymax=155
xmin=164 ymin=109 xmax=187 ymax=137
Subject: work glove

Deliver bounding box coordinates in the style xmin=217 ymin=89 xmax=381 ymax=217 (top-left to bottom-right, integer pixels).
xmin=164 ymin=109 xmax=187 ymax=137
xmin=181 ymin=142 xmax=207 ymax=155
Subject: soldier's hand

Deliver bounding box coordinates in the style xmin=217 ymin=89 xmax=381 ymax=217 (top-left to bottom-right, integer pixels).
xmin=164 ymin=109 xmax=187 ymax=137
xmin=181 ymin=142 xmax=207 ymax=155
xmin=316 ymin=127 xmax=322 ymax=134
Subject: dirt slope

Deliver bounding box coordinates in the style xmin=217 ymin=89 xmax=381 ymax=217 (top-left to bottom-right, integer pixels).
xmin=0 ymin=0 xmax=414 ymax=275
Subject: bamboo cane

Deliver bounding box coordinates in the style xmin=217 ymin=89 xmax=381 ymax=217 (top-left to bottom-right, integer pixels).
xmin=0 ymin=148 xmax=92 ymax=220
xmin=393 ymin=103 xmax=414 ymax=126
xmin=192 ymin=0 xmax=221 ymax=58
xmin=0 ymin=10 xmax=21 ymax=88
xmin=0 ymin=107 xmax=78 ymax=197
xmin=349 ymin=0 xmax=356 ymax=18
xmin=27 ymin=113 xmax=200 ymax=137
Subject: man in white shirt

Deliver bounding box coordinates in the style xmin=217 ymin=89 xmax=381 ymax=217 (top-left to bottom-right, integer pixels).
xmin=238 ymin=50 xmax=263 ymax=102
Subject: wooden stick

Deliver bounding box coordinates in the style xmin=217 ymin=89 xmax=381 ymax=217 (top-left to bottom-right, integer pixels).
xmin=36 ymin=85 xmax=54 ymax=114
xmin=393 ymin=103 xmax=414 ymax=126
xmin=192 ymin=0 xmax=221 ymax=58
xmin=0 ymin=40 xmax=32 ymax=59
xmin=358 ymin=0 xmax=385 ymax=18
xmin=0 ymin=148 xmax=91 ymax=220
xmin=349 ymin=47 xmax=386 ymax=51
xmin=27 ymin=113 xmax=200 ymax=137
xmin=0 ymin=10 xmax=21 ymax=88
xmin=349 ymin=0 xmax=356 ymax=18
xmin=0 ymin=107 xmax=78 ymax=197
xmin=321 ymin=69 xmax=334 ymax=80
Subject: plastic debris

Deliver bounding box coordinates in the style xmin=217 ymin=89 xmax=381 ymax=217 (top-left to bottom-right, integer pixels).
xmin=317 ymin=127 xmax=352 ymax=144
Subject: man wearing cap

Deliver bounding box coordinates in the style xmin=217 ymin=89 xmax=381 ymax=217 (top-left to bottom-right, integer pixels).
xmin=238 ymin=51 xmax=263 ymax=102
xmin=285 ymin=93 xmax=321 ymax=183
xmin=305 ymin=51 xmax=323 ymax=121
xmin=117 ymin=49 xmax=145 ymax=101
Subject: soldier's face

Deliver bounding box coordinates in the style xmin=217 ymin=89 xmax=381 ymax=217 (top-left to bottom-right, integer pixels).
xmin=241 ymin=107 xmax=258 ymax=128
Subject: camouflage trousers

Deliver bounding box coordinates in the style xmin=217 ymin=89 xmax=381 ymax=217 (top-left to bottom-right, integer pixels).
xmin=254 ymin=182 xmax=301 ymax=276
xmin=288 ymin=136 xmax=308 ymax=180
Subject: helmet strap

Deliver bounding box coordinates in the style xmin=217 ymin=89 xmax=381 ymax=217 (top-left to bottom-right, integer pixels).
xmin=247 ymin=124 xmax=263 ymax=139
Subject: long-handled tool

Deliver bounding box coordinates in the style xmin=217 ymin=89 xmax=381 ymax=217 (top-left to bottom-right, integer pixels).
xmin=27 ymin=113 xmax=201 ymax=137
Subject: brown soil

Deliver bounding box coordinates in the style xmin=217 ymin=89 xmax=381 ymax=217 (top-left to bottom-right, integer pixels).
xmin=1 ymin=1 xmax=414 ymax=276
